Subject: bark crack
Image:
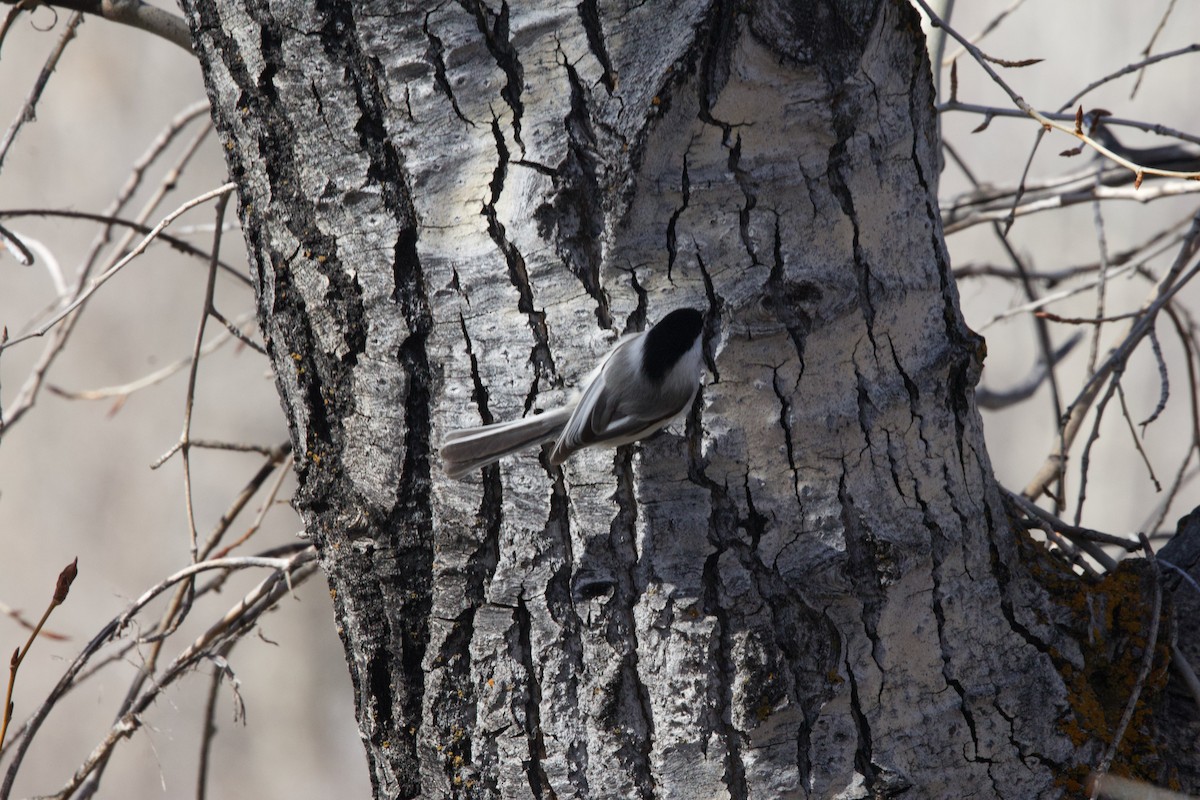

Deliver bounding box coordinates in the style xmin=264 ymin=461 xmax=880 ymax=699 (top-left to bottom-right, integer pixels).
xmin=515 ymin=595 xmax=555 ymax=799
xmin=741 ymin=469 xmax=770 ymax=552
xmin=982 ymin=503 xmax=1063 ymax=669
xmin=836 ymin=471 xmax=888 ymax=695
xmin=844 ymin=651 xmax=878 ymax=794
xmin=610 ymin=449 xmax=656 ymax=798
xmin=575 ymin=0 xmax=616 ymax=94
xmin=771 ymin=365 xmax=805 ymax=509
xmin=728 ymin=132 xmax=761 ymax=270
xmin=430 ymin=607 xmax=480 ymax=790
xmin=469 ymin=0 xmax=525 ymax=151
xmin=826 ymin=104 xmax=877 ymax=342
xmin=928 ymin=515 xmax=985 ymax=766
xmin=544 ymin=482 xmax=590 ymax=794
xmin=665 ymin=153 xmax=690 ymax=280
xmin=481 ymin=181 xmax=557 ymax=413
xmin=459 ymin=312 xmax=493 ymax=425
xmin=551 ymin=47 xmax=613 ymax=327
xmin=694 ymin=254 xmax=721 ymax=384
xmin=703 ymin=546 xmax=749 ymax=800
xmin=852 ymin=349 xmax=875 ymax=456
xmin=908 ymin=57 xmax=982 ymax=478
xmin=480 ymin=108 xmax=557 ymax=417
xmin=695 ymin=0 xmax=738 ymax=134
xmin=765 ymin=212 xmax=810 ymax=370
xmin=423 ymin=11 xmax=474 ymax=127
xmin=488 ymin=114 xmax=509 ymax=205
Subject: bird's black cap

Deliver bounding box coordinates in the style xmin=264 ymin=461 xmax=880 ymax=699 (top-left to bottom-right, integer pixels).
xmin=642 ymin=307 xmax=704 ymax=381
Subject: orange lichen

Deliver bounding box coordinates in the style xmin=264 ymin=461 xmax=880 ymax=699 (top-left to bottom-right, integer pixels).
xmin=1015 ymin=529 xmax=1176 ymax=791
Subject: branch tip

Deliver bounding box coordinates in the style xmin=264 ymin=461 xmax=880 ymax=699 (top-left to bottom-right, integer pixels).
xmin=53 ymin=557 xmax=78 ymax=605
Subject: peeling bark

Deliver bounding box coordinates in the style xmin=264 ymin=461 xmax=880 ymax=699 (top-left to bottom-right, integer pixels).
xmin=180 ymin=0 xmax=1186 ymax=797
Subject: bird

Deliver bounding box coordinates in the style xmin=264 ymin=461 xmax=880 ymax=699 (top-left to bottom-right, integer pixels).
xmin=440 ymin=307 xmax=705 ymax=479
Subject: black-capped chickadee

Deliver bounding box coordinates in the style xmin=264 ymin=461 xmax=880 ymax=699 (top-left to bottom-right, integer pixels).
xmin=441 ymin=307 xmax=705 ymax=479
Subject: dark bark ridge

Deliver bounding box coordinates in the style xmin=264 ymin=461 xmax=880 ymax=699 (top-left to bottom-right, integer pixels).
xmin=183 ymin=1 xmax=436 ymax=794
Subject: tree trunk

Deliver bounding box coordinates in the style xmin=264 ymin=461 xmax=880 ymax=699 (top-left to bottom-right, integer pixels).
xmin=180 ymin=0 xmax=1181 ymax=797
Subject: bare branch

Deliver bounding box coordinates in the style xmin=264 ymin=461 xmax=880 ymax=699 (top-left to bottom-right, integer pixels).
xmin=0 ymin=183 xmax=237 ymax=353
xmin=0 ymin=558 xmax=78 ymax=752
xmin=1130 ymin=0 xmax=1179 ymax=98
xmin=0 ymin=10 xmax=82 ymax=172
xmin=917 ymin=0 xmax=1200 ymax=182
xmin=45 ymin=312 xmax=259 ymax=401
xmin=0 ymin=0 xmax=193 ymax=52
xmin=0 ymin=549 xmax=316 ymax=797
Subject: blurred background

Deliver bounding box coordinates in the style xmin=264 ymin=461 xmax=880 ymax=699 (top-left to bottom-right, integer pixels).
xmin=0 ymin=4 xmax=368 ymax=798
xmin=1 ymin=1 xmax=1197 ymax=797
xmin=931 ymin=1 xmax=1200 ymax=536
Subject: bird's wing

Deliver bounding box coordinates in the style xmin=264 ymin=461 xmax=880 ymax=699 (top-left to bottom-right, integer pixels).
xmin=550 ymin=339 xmax=694 ymax=466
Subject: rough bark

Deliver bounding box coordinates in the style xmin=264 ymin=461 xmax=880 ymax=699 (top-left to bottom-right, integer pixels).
xmin=181 ymin=0 xmax=1181 ymax=798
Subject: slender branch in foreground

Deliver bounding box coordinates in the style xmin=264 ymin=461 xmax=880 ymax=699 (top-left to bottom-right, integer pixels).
xmin=0 ymin=549 xmax=315 ymax=798
xmin=0 ymin=10 xmax=82 ymax=172
xmin=1004 ymin=490 xmax=1137 ymax=570
xmin=47 ymin=554 xmax=318 ymax=800
xmin=0 ymin=183 xmax=237 ymax=353
xmin=1088 ymin=772 xmax=1195 ymax=800
xmin=0 ymin=558 xmax=77 ymax=752
xmin=0 ymin=0 xmax=193 ymax=52
xmin=916 ymin=0 xmax=1200 ymax=184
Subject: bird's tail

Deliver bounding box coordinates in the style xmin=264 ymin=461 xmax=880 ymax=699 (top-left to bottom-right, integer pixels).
xmin=440 ymin=406 xmax=573 ymax=479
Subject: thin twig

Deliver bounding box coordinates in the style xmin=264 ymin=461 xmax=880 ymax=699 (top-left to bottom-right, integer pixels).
xmin=198 ymin=446 xmax=293 ymax=560
xmin=0 ymin=559 xmax=76 ymax=752
xmin=212 ymin=454 xmax=293 ymax=559
xmin=938 ymin=0 xmax=1029 ymax=66
xmin=916 ymin=0 xmax=1200 ymax=185
xmin=1024 ymin=212 xmax=1200 ymax=501
xmin=4 ymin=0 xmax=196 ymax=52
xmin=943 ymin=177 xmax=1200 ymax=235
xmin=953 ymin=220 xmax=1185 ymax=285
xmin=0 ymin=184 xmax=236 ymax=353
xmin=1073 ymin=373 xmax=1122 ymax=526
xmin=0 ymin=603 xmax=67 ymax=641
xmin=978 ymin=264 xmax=1136 ymax=331
xmin=1139 ymin=326 xmax=1170 ymax=428
xmin=1004 ymin=490 xmax=1134 ymax=570
xmin=0 ymin=208 xmax=250 ymax=286
xmin=1170 ymin=643 xmax=1200 ymax=712
xmin=0 ymin=109 xmax=217 ymax=438
xmin=196 ymin=644 xmax=236 ymax=800
xmin=1129 ymin=0 xmax=1178 ymax=99
xmin=1115 ymin=384 xmax=1161 ymax=494
xmin=178 ymin=191 xmax=233 ymax=564
xmin=45 ymin=313 xmax=259 ymax=401
xmin=46 ymin=554 xmax=318 ymax=800
xmin=0 ymin=11 xmax=82 ymax=171
xmin=1021 ymin=514 xmax=1101 ymax=578
xmin=1136 ymin=306 xmax=1200 ymax=532
xmin=0 ymin=550 xmax=315 ymax=797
